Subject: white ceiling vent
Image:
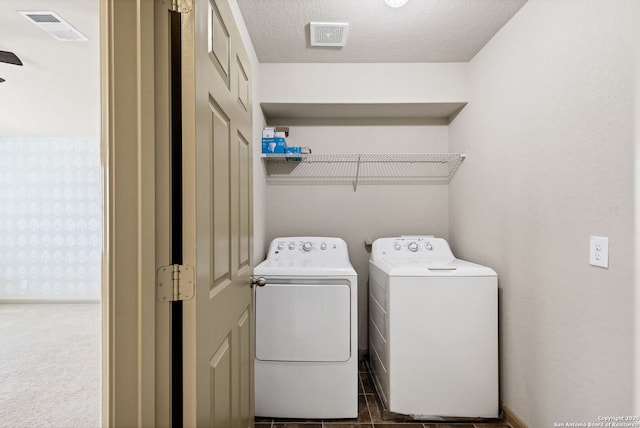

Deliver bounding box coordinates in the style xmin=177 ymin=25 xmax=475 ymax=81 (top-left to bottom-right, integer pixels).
xmin=310 ymin=22 xmax=349 ymax=47
xmin=19 ymin=11 xmax=88 ymax=42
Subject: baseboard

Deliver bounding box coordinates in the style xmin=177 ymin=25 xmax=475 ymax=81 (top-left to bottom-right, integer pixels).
xmin=502 ymin=402 xmax=528 ymax=428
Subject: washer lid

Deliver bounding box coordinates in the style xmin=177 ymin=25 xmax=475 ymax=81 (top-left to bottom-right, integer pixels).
xmin=371 ymin=257 xmax=497 ymax=277
xmin=369 ymin=236 xmax=496 ymax=276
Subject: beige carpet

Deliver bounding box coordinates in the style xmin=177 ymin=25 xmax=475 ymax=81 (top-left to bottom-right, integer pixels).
xmin=0 ymin=303 xmax=101 ymax=428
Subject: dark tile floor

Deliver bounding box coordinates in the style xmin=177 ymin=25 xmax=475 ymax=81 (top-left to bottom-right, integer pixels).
xmin=255 ymin=361 xmax=511 ymax=428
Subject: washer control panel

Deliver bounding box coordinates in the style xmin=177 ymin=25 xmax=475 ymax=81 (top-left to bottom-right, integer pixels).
xmin=371 ymin=236 xmax=455 ymax=262
xmin=267 ymin=237 xmax=349 ymax=261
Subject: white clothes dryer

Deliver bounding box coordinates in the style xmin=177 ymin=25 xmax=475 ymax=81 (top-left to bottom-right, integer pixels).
xmin=254 ymin=237 xmax=358 ymax=419
xmin=368 ymin=236 xmax=499 ymax=419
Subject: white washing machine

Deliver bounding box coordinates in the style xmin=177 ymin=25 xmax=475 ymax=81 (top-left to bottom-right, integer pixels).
xmin=368 ymin=236 xmax=499 ymax=419
xmin=254 ymin=237 xmax=358 ymax=419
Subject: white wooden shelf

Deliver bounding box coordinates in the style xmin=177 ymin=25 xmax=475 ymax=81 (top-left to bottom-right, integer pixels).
xmin=261 ymin=153 xmax=466 ymax=191
xmin=260 ymin=102 xmax=466 ymax=122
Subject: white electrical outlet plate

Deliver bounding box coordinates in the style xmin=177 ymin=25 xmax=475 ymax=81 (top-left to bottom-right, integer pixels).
xmin=589 ymin=236 xmax=609 ymax=268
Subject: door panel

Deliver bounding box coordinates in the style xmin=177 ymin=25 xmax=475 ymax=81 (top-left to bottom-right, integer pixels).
xmin=208 ymin=1 xmax=230 ymax=85
xmin=210 ymin=336 xmax=231 ymax=425
xmin=236 ymin=59 xmax=249 ymax=111
xmin=210 ymin=100 xmax=231 ymax=287
xmin=182 ymin=0 xmax=254 ymax=426
xmin=238 ymin=308 xmax=251 ymax=428
xmin=237 ymin=132 xmax=250 ymax=269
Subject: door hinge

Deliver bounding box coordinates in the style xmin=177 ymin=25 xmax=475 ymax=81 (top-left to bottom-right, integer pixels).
xmin=170 ymin=0 xmax=192 ymax=14
xmin=157 ymin=264 xmax=195 ymax=302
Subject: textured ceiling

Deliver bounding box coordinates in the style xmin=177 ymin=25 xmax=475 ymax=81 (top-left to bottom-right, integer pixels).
xmin=0 ymin=0 xmax=99 ymax=137
xmin=1 ymin=0 xmax=529 ymax=137
xmin=237 ymin=0 xmax=528 ymax=63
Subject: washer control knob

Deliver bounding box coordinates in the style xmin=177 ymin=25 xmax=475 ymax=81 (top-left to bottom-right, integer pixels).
xmin=277 ymin=243 xmax=285 ymax=250
xmin=303 ymin=242 xmax=312 ymax=252
xmin=394 ymin=244 xmax=401 ymax=251
xmin=320 ymin=243 xmax=327 ymax=250
xmin=288 ymin=242 xmax=295 ymax=250
xmin=425 ymin=243 xmax=433 ymax=251
xmin=408 ymin=242 xmax=419 ymax=252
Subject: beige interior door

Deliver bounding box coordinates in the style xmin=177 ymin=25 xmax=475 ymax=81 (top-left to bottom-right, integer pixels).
xmin=181 ymin=0 xmax=254 ymax=426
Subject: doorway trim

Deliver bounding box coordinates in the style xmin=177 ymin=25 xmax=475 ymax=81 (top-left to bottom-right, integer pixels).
xmin=100 ymin=0 xmax=160 ymax=425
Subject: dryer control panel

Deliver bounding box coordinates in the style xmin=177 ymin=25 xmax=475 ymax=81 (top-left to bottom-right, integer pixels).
xmin=371 ymin=236 xmax=455 ymax=263
xmin=267 ymin=237 xmax=350 ymax=262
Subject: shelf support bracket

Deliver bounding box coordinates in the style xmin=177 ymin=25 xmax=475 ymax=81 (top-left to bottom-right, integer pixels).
xmin=353 ymin=154 xmax=361 ymax=192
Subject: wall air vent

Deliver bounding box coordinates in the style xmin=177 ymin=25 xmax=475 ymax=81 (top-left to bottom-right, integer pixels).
xmin=310 ymin=22 xmax=349 ymax=47
xmin=19 ymin=11 xmax=88 ymax=41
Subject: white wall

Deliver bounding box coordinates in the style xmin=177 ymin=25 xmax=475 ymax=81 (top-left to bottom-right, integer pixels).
xmin=449 ymin=0 xmax=635 ymax=424
xmin=635 ymin=0 xmax=640 ymax=414
xmin=264 ymin=125 xmax=450 ymax=351
xmin=0 ymin=138 xmax=102 ymax=301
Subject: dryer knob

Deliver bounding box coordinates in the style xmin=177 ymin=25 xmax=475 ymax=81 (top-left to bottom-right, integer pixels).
xmin=408 ymin=242 xmax=419 ymax=252
xmin=288 ymin=242 xmax=295 ymax=250
xmin=320 ymin=243 xmax=327 ymax=250
xmin=251 ymin=277 xmax=267 ymax=287
xmin=303 ymin=242 xmax=312 ymax=252
xmin=277 ymin=243 xmax=285 ymax=250
xmin=425 ymin=243 xmax=433 ymax=251
xmin=394 ymin=244 xmax=401 ymax=251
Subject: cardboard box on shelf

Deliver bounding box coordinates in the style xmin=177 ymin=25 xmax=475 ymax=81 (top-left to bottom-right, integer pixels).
xmin=274 ymin=126 xmax=289 ymax=137
xmin=262 ymin=127 xmax=275 ymax=138
xmin=262 ymin=126 xmax=294 ymax=154
xmin=273 ymin=131 xmax=287 ymax=152
xmin=262 ymin=138 xmax=286 ymax=154
xmin=285 ymin=146 xmax=302 ymax=161
xmin=262 ymin=127 xmax=286 ymax=153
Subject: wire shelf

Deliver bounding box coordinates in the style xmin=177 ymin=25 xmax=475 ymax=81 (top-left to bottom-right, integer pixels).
xmin=261 ymin=153 xmax=466 ymax=191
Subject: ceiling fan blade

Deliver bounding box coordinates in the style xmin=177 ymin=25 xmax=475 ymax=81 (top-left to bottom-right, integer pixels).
xmin=0 ymin=51 xmax=23 ymax=66
xmin=0 ymin=77 xmax=5 ymax=83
